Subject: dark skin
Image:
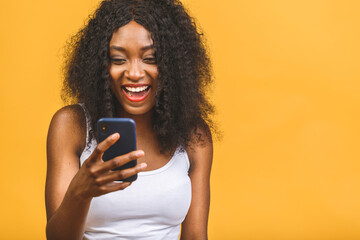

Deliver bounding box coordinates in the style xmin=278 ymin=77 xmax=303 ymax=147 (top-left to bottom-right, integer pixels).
xmin=45 ymin=21 xmax=212 ymax=240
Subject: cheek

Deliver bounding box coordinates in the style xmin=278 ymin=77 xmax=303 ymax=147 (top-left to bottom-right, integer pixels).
xmin=109 ymin=65 xmax=123 ymax=82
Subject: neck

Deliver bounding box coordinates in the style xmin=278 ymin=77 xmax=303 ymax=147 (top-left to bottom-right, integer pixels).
xmin=116 ymin=107 xmax=154 ymax=138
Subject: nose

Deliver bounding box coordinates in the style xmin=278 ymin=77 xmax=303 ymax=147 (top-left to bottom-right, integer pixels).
xmin=125 ymin=60 xmax=145 ymax=81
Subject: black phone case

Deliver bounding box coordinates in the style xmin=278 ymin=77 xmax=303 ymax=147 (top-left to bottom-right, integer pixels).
xmin=97 ymin=118 xmax=137 ymax=182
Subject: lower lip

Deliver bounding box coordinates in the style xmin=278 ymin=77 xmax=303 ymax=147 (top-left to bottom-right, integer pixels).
xmin=122 ymin=87 xmax=151 ymax=102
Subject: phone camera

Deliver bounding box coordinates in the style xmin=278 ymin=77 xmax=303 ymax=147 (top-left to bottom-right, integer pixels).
xmin=100 ymin=122 xmax=108 ymax=133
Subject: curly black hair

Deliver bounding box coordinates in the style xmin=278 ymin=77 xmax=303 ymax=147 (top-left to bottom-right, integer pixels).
xmin=62 ymin=0 xmax=215 ymax=154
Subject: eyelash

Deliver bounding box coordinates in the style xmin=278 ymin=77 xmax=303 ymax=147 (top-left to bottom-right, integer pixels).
xmin=144 ymin=58 xmax=156 ymax=63
xmin=110 ymin=58 xmax=126 ymax=65
xmin=110 ymin=57 xmax=156 ymax=65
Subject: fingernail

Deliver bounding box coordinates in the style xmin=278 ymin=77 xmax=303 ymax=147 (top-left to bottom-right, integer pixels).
xmin=140 ymin=163 xmax=147 ymax=169
xmin=136 ymin=150 xmax=144 ymax=157
xmin=111 ymin=133 xmax=119 ymax=139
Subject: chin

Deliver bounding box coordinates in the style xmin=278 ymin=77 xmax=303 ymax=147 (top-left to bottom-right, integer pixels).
xmin=119 ymin=104 xmax=154 ymax=117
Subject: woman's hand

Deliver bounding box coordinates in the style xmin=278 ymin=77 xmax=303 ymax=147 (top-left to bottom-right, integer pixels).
xmin=67 ymin=132 xmax=147 ymax=201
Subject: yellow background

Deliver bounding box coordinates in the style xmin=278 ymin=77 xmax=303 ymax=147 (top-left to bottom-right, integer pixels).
xmin=1 ymin=0 xmax=359 ymax=239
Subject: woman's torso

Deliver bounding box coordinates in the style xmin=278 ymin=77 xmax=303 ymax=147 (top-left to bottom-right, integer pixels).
xmin=79 ymin=106 xmax=192 ymax=239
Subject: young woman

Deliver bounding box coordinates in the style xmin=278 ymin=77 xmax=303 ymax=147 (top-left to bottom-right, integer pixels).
xmin=45 ymin=0 xmax=214 ymax=239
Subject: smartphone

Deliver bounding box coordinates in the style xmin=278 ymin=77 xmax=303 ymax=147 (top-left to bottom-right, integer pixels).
xmin=97 ymin=118 xmax=137 ymax=182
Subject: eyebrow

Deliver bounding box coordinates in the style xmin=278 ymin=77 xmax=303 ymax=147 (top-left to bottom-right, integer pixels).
xmin=109 ymin=45 xmax=154 ymax=51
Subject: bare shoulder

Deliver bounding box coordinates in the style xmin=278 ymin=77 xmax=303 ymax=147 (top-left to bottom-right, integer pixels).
xmin=47 ymin=104 xmax=87 ymax=157
xmin=50 ymin=104 xmax=85 ymax=123
xmin=186 ymin=126 xmax=213 ymax=170
xmin=48 ymin=104 xmax=86 ymax=136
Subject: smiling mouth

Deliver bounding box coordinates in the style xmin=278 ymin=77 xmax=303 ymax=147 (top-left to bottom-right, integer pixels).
xmin=121 ymin=85 xmax=151 ymax=102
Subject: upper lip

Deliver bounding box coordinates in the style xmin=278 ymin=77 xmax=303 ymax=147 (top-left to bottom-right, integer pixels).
xmin=121 ymin=84 xmax=150 ymax=87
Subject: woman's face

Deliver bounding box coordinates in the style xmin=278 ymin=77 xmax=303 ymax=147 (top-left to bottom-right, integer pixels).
xmin=109 ymin=20 xmax=158 ymax=116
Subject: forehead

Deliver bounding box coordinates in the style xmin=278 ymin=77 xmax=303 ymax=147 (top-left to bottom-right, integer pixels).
xmin=109 ymin=20 xmax=153 ymax=47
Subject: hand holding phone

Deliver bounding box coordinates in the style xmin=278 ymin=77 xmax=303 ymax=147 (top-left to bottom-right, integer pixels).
xmin=97 ymin=118 xmax=138 ymax=182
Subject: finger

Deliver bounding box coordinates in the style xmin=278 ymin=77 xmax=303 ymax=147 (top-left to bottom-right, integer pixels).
xmin=88 ymin=133 xmax=120 ymax=163
xmin=97 ymin=150 xmax=144 ymax=174
xmin=96 ymin=162 xmax=147 ymax=185
xmin=98 ymin=181 xmax=132 ymax=195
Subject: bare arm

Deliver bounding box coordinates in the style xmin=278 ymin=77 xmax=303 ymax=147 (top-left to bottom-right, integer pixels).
xmin=45 ymin=106 xmax=89 ymax=240
xmin=45 ymin=106 xmax=146 ymax=240
xmin=181 ymin=129 xmax=213 ymax=240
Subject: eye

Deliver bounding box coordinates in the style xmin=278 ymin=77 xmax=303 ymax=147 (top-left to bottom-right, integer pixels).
xmin=143 ymin=57 xmax=156 ymax=64
xmin=110 ymin=58 xmax=126 ymax=65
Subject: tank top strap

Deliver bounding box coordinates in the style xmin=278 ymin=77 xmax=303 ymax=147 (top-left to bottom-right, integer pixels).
xmin=77 ymin=103 xmax=91 ymax=144
xmin=77 ymin=103 xmax=97 ymax=165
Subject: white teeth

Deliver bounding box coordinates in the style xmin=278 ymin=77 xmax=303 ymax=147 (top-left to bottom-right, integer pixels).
xmin=124 ymin=86 xmax=149 ymax=92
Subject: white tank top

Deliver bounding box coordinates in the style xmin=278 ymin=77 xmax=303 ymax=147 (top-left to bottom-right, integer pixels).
xmin=79 ymin=106 xmax=192 ymax=239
